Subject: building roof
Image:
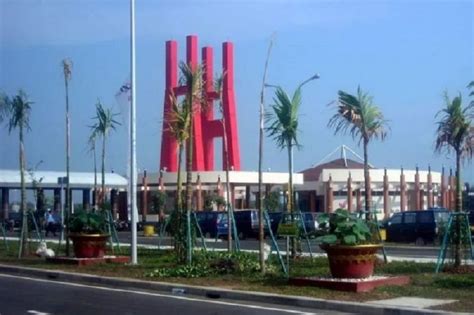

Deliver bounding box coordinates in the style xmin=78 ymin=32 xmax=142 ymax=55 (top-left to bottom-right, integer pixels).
xmin=300 ymin=158 xmax=368 ymax=181
xmin=0 ymin=169 xmax=128 ymax=189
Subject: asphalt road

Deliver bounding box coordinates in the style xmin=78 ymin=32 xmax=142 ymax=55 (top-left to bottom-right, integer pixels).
xmin=4 ymin=231 xmax=441 ymax=259
xmin=0 ymin=273 xmax=352 ymax=315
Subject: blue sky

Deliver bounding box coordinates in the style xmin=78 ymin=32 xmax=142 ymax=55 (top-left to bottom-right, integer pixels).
xmin=1 ymin=0 xmax=473 ymax=182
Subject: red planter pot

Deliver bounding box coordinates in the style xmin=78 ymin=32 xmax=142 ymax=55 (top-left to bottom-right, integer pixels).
xmin=69 ymin=234 xmax=109 ymax=258
xmin=320 ymin=244 xmax=381 ymax=278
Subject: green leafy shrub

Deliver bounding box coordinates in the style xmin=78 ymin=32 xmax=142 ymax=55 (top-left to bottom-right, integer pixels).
xmin=145 ymin=251 xmax=266 ymax=278
xmin=316 ymin=208 xmax=376 ymax=245
xmin=69 ymin=211 xmax=107 ymax=234
xmin=434 ymin=276 xmax=474 ymax=289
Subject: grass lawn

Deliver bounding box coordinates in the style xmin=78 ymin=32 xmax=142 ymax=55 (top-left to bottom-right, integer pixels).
xmin=0 ymin=240 xmax=473 ymax=312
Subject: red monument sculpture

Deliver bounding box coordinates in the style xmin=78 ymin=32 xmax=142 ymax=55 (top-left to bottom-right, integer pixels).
xmin=159 ymin=35 xmax=241 ymax=172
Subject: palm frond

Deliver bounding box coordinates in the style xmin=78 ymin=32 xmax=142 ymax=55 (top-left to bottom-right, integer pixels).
xmin=328 ymin=87 xmax=389 ymax=146
xmin=90 ymin=100 xmax=121 ymax=139
xmin=435 ymin=92 xmax=473 ymax=160
xmin=4 ymin=90 xmax=33 ymax=134
xmin=166 ymin=91 xmax=191 ymax=144
xmin=62 ymin=58 xmax=73 ymax=81
xmin=266 ymin=86 xmax=302 ymax=150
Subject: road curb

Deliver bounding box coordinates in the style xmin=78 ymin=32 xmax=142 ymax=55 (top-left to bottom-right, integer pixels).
xmin=0 ymin=264 xmax=465 ymax=315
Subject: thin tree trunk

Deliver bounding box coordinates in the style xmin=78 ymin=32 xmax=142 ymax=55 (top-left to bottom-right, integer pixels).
xmin=288 ymin=143 xmax=296 ymax=258
xmin=258 ymin=35 xmax=274 ymax=274
xmin=19 ymin=125 xmax=29 ymax=257
xmin=65 ymin=76 xmax=71 ymax=256
xmin=175 ymin=143 xmax=184 ymax=257
xmin=93 ymin=144 xmax=97 ymax=211
xmin=185 ymin=103 xmax=194 ymax=265
xmin=222 ymin=119 xmax=232 ymax=251
xmin=102 ymin=135 xmax=106 ymax=211
xmin=363 ymin=137 xmax=371 ymax=220
xmin=454 ymin=149 xmax=462 ymax=267
xmin=177 ymin=143 xmax=184 ymax=211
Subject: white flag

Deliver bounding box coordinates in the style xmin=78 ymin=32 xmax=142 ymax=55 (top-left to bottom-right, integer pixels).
xmin=115 ymin=78 xmax=131 ymax=124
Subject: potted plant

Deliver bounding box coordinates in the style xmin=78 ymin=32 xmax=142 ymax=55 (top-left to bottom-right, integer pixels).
xmin=316 ymin=208 xmax=381 ymax=278
xmin=68 ymin=211 xmax=109 ymax=258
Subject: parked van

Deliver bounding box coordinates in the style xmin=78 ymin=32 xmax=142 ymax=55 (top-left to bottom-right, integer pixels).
xmin=385 ymin=209 xmax=449 ymax=245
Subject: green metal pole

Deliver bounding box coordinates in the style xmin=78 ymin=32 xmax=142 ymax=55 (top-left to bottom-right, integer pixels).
xmin=436 ymin=213 xmax=453 ymax=273
xmin=186 ymin=210 xmax=192 ymax=264
xmin=264 ymin=210 xmax=287 ymax=276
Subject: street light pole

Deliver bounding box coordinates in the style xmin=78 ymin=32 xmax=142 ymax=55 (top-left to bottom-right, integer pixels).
xmin=130 ymin=0 xmax=138 ymax=265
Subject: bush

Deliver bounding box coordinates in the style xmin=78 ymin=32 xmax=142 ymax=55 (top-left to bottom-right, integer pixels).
xmin=145 ymin=251 xmax=268 ymax=278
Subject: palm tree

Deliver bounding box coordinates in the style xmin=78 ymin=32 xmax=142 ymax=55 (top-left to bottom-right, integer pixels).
xmin=166 ymin=91 xmax=191 ymax=259
xmin=328 ymin=86 xmax=389 ymax=218
xmin=266 ymin=87 xmax=302 ymax=215
xmin=214 ymin=73 xmax=234 ymax=251
xmin=179 ymin=62 xmax=204 ymax=264
xmin=0 ymin=90 xmax=33 ymax=258
xmin=90 ymin=101 xmax=120 ymax=211
xmin=62 ymin=59 xmax=72 ymax=255
xmin=265 ymin=87 xmax=303 ymax=259
xmin=435 ymin=91 xmax=473 ymax=267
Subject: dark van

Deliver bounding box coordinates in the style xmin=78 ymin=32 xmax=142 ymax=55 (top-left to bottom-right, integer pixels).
xmin=194 ymin=211 xmax=227 ymax=238
xmin=218 ymin=209 xmax=280 ymax=239
xmin=385 ymin=209 xmax=449 ymax=245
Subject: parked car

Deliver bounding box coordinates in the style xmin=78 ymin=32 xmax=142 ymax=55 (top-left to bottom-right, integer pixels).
xmin=385 ymin=209 xmax=449 ymax=245
xmin=194 ymin=211 xmax=227 ymax=238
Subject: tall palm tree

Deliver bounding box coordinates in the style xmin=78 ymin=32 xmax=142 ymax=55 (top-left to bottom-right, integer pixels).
xmin=266 ymin=87 xmax=302 ymax=215
xmin=62 ymin=59 xmax=72 ymax=208
xmin=0 ymin=90 xmax=33 ymax=258
xmin=179 ymin=62 xmax=204 ymax=264
xmin=435 ymin=91 xmax=473 ymax=267
xmin=62 ymin=59 xmax=72 ymax=255
xmin=166 ymin=91 xmax=191 ymax=259
xmin=214 ymin=73 xmax=234 ymax=251
xmin=266 ymin=87 xmax=303 ymax=258
xmin=90 ymin=101 xmax=120 ymax=211
xmin=328 ymin=86 xmax=389 ymax=218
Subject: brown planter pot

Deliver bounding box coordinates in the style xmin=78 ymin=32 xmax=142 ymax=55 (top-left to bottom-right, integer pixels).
xmin=69 ymin=233 xmax=109 ymax=258
xmin=320 ymin=244 xmax=381 ymax=278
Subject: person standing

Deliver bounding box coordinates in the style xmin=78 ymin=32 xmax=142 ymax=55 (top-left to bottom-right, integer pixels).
xmin=45 ymin=210 xmax=57 ymax=237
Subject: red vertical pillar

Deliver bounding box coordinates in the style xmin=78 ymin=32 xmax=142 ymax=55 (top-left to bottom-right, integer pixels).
xmin=202 ymin=46 xmax=215 ymax=171
xmin=356 ymin=188 xmax=362 ymax=212
xmin=222 ymin=42 xmax=241 ymax=170
xmin=160 ymin=41 xmax=179 ymax=172
xmin=383 ymin=168 xmax=390 ymax=219
xmin=326 ymin=175 xmax=333 ymax=213
xmin=347 ymin=173 xmax=352 ymax=212
xmin=415 ymin=166 xmax=420 ymax=210
xmin=400 ymin=167 xmax=406 ymax=211
xmin=186 ymin=35 xmax=205 ymax=171
xmin=158 ymin=171 xmax=165 ymax=221
xmin=441 ymin=167 xmax=446 ymax=208
xmin=427 ymin=166 xmax=433 ymax=208
xmin=141 ymin=171 xmax=148 ymax=221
